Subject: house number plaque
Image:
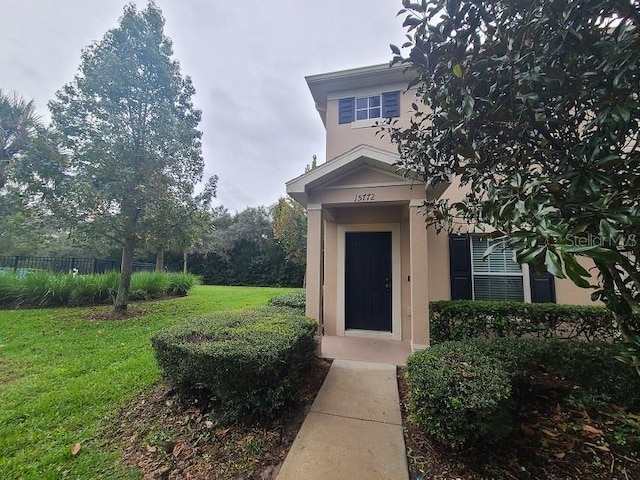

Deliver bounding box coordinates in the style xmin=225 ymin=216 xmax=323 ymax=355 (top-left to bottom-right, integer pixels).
xmin=353 ymin=193 xmax=375 ymax=202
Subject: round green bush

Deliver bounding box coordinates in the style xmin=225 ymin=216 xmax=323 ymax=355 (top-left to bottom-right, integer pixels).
xmin=406 ymin=341 xmax=513 ymax=448
xmin=152 ymin=307 xmax=317 ymax=423
xmin=406 ymin=338 xmax=640 ymax=448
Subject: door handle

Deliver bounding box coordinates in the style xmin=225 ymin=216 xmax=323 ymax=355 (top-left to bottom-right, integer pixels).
xmin=384 ymin=278 xmax=390 ymax=292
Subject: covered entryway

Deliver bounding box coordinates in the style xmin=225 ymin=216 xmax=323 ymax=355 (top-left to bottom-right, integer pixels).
xmin=286 ymin=145 xmax=447 ymax=350
xmin=345 ymin=231 xmax=392 ymax=332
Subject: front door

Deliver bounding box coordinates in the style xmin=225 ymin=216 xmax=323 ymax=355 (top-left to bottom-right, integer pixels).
xmin=345 ymin=231 xmax=392 ymax=331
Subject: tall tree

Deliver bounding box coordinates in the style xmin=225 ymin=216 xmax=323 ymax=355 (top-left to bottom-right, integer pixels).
xmin=270 ymin=196 xmax=307 ymax=268
xmin=389 ymin=0 xmax=640 ymax=372
xmin=49 ymin=3 xmax=206 ymax=311
xmin=144 ymin=174 xmax=218 ymax=271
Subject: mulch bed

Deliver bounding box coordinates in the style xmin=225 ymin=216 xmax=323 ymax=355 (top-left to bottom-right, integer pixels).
xmin=398 ymin=368 xmax=640 ymax=480
xmin=104 ymin=357 xmax=332 ymax=480
xmin=86 ymin=308 xmax=149 ymax=321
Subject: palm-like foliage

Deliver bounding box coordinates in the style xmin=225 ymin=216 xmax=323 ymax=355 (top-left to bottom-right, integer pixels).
xmin=0 ymin=90 xmax=40 ymax=189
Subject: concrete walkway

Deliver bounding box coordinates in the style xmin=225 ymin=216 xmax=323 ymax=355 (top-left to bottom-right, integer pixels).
xmin=277 ymin=359 xmax=408 ymax=480
xmin=319 ymin=335 xmax=412 ymax=366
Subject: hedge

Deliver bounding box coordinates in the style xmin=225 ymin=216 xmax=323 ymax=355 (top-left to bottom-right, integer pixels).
xmin=151 ymin=307 xmax=317 ymax=423
xmin=406 ymin=338 xmax=640 ymax=448
xmin=267 ymin=290 xmax=305 ymax=311
xmin=430 ymin=300 xmax=640 ymax=343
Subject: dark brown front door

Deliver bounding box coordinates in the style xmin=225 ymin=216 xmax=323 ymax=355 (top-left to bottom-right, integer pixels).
xmin=345 ymin=232 xmax=392 ymax=331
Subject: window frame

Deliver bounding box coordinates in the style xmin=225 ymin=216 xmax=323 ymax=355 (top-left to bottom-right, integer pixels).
xmin=355 ymin=95 xmax=382 ymax=121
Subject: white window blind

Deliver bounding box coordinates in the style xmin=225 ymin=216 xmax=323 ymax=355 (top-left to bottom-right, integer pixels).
xmin=471 ymin=236 xmax=524 ymax=301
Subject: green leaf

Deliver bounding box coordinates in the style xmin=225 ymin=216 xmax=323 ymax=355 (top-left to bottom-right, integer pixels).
xmin=544 ymin=249 xmax=565 ymax=278
xmin=615 ymin=105 xmax=631 ymax=123
xmin=561 ymin=252 xmax=591 ymax=288
xmin=453 ymin=64 xmax=464 ymax=78
xmin=517 ymin=246 xmax=545 ymax=264
xmin=403 ymin=16 xmax=423 ymax=27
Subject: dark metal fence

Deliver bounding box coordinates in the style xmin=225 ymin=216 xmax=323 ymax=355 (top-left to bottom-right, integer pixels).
xmin=0 ymin=256 xmax=156 ymax=275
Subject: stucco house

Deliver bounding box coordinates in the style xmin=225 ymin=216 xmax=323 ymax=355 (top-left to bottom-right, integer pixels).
xmin=286 ymin=63 xmax=594 ymax=352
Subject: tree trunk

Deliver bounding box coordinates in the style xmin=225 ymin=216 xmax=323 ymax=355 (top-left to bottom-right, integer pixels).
xmin=156 ymin=247 xmax=165 ymax=271
xmin=115 ymin=236 xmax=136 ymax=312
xmin=183 ymin=249 xmax=188 ymax=273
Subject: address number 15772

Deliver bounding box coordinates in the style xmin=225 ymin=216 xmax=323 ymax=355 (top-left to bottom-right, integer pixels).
xmin=354 ymin=193 xmax=375 ymax=202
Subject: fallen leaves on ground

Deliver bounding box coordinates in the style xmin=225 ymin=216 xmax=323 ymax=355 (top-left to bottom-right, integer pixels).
xmin=102 ymin=357 xmax=331 ymax=480
xmin=398 ymin=369 xmax=640 ymax=480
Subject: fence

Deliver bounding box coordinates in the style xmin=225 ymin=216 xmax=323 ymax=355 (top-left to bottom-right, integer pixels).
xmin=0 ymin=256 xmax=156 ymax=275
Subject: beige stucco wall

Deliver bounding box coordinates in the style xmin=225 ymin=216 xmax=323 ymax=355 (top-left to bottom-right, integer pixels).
xmin=325 ymin=87 xmax=419 ymax=161
xmin=555 ymin=256 xmax=599 ymax=305
xmin=427 ymin=226 xmax=451 ymax=301
xmin=307 ymin=188 xmax=598 ymax=352
xmin=308 ymin=183 xmax=427 ymax=206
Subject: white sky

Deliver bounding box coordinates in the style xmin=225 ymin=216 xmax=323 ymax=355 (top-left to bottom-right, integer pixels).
xmin=0 ymin=0 xmax=408 ymax=212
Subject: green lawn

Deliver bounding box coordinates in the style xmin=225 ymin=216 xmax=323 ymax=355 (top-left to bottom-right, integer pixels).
xmin=0 ymin=285 xmax=295 ymax=480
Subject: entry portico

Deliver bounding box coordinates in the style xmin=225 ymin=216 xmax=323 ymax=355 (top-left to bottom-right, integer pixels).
xmin=287 ymin=144 xmax=442 ymax=350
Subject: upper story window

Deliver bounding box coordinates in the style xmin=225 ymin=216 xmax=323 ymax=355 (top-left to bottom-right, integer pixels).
xmin=356 ymin=95 xmax=381 ymax=120
xmin=338 ymin=91 xmax=400 ymax=124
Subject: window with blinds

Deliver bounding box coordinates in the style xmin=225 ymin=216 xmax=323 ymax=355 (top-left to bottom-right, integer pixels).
xmin=471 ymin=236 xmax=524 ymax=301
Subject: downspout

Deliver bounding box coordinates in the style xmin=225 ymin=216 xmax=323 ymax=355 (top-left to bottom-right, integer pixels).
xmin=320 ymin=209 xmax=325 ymax=335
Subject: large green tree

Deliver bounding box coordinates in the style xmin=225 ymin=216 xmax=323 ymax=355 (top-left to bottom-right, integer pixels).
xmin=143 ymin=175 xmax=218 ymax=272
xmin=49 ymin=3 xmax=206 ymax=311
xmin=269 ymin=196 xmax=307 ymax=268
xmin=389 ymin=0 xmax=640 ymax=371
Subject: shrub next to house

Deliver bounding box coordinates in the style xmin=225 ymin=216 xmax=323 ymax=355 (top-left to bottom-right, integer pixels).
xmin=151 ymin=307 xmax=317 ymax=423
xmin=406 ymin=338 xmax=640 ymax=448
xmin=429 ymin=300 xmax=640 ymax=343
xmin=406 ymin=341 xmax=513 ymax=448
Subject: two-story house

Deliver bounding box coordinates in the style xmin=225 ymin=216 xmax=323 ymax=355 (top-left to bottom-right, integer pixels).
xmin=286 ymin=63 xmax=594 ymax=352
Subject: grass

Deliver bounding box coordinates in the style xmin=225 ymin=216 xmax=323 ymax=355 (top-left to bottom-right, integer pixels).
xmin=0 ymin=285 xmax=296 ymax=480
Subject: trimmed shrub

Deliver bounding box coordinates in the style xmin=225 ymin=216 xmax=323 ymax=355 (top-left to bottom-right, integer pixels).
xmin=429 ymin=300 xmax=640 ymax=343
xmin=406 ymin=338 xmax=640 ymax=447
xmin=267 ymin=290 xmax=305 ymax=311
xmin=406 ymin=342 xmax=513 ymax=448
xmin=151 ymin=307 xmax=317 ymax=423
xmin=542 ymin=341 xmax=640 ymax=408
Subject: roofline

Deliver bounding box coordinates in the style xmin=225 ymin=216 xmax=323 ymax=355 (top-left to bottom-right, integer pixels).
xmin=305 ymin=63 xmax=402 ymax=85
xmin=286 ymin=145 xmax=413 ymax=206
xmin=305 ymin=63 xmax=418 ymax=127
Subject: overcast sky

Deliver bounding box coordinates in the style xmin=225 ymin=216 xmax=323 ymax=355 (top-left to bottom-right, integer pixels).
xmin=0 ymin=0 xmax=408 ymax=212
